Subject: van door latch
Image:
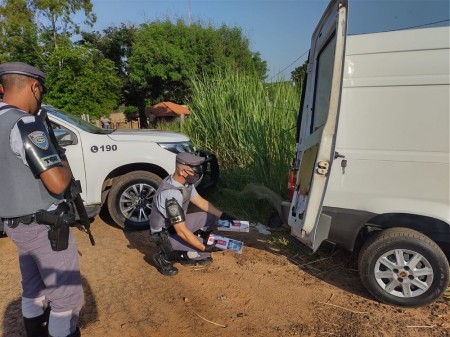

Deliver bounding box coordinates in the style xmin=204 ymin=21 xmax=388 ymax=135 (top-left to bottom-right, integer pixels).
xmin=316 ymin=161 xmax=329 ymax=175
xmin=334 ymin=151 xmax=345 ymax=159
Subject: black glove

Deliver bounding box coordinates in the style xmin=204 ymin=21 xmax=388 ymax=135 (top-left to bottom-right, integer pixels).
xmin=220 ymin=212 xmax=236 ymax=222
xmin=194 ymin=229 xmax=212 ymax=240
xmin=204 ymin=242 xmax=218 ymax=252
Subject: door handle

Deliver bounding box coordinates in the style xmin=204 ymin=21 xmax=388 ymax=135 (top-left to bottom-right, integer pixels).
xmin=334 ymin=151 xmax=345 ymax=159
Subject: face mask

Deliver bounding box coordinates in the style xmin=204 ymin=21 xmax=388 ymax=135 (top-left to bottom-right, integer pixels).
xmin=185 ymin=173 xmax=200 ymax=185
xmin=184 ymin=165 xmax=203 ymax=185
xmin=32 ymin=82 xmax=45 ymax=115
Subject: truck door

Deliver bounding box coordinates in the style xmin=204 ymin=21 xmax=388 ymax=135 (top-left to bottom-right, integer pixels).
xmin=288 ymin=0 xmax=348 ymax=252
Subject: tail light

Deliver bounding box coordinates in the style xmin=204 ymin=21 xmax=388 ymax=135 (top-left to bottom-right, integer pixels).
xmin=288 ymin=168 xmax=298 ymax=201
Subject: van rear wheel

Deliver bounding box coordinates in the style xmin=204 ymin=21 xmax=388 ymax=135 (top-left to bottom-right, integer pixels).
xmin=358 ymin=228 xmax=449 ymax=307
xmin=107 ymin=171 xmax=162 ymax=230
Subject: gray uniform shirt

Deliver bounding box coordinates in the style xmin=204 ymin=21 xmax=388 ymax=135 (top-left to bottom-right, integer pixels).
xmin=0 ymin=103 xmax=36 ymax=165
xmin=0 ymin=103 xmax=60 ymax=213
xmin=154 ymin=175 xmax=199 ymax=217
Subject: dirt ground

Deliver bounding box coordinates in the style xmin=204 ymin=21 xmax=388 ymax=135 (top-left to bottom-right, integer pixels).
xmin=1 ymin=213 xmax=449 ymax=337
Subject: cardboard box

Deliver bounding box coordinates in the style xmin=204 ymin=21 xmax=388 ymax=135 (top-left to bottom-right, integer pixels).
xmin=217 ymin=220 xmax=250 ymax=232
xmin=207 ymin=234 xmax=244 ymax=254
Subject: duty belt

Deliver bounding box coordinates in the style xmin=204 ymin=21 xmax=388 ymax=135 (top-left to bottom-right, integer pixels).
xmin=2 ymin=203 xmax=75 ymax=229
xmin=2 ymin=214 xmax=36 ymax=228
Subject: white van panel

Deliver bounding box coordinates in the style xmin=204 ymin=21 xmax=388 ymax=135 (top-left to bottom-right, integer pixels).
xmin=345 ymin=27 xmax=450 ymax=54
xmin=324 ymin=26 xmax=450 ymax=224
xmin=337 ymin=85 xmax=449 ymax=152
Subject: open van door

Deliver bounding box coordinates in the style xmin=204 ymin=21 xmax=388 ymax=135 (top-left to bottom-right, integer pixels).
xmin=288 ymin=0 xmax=348 ymax=252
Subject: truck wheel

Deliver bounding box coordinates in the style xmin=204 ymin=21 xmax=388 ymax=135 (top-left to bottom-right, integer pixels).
xmin=358 ymin=228 xmax=449 ymax=307
xmin=107 ymin=171 xmax=162 ymax=230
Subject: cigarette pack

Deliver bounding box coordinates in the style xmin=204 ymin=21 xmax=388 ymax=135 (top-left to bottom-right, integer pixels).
xmin=217 ymin=220 xmax=250 ymax=232
xmin=207 ymin=234 xmax=244 ymax=254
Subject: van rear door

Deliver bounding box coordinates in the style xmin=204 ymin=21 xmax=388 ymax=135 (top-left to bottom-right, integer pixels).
xmin=288 ymin=0 xmax=348 ymax=252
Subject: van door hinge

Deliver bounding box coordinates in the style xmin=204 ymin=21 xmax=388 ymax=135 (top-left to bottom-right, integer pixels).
xmin=316 ymin=161 xmax=329 ymax=175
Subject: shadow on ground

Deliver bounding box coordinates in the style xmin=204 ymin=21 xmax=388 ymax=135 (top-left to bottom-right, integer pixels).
xmin=2 ymin=276 xmax=97 ymax=337
xmin=97 ymin=200 xmax=373 ymax=302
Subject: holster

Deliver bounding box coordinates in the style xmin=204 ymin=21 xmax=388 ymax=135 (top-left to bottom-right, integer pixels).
xmin=149 ymin=230 xmax=174 ymax=253
xmin=149 ymin=229 xmax=181 ymax=261
xmin=35 ymin=202 xmax=76 ymax=252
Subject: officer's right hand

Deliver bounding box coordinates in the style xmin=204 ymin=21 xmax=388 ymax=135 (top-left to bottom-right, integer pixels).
xmin=220 ymin=212 xmax=236 ymax=222
xmin=204 ymin=242 xmax=218 ymax=252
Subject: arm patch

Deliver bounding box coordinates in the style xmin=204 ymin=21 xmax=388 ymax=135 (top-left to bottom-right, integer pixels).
xmin=17 ymin=118 xmax=62 ymax=176
xmin=165 ymin=198 xmax=186 ymax=225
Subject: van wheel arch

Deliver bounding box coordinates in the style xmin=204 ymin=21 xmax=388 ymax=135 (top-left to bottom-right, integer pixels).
xmin=361 ymin=213 xmax=450 ymax=253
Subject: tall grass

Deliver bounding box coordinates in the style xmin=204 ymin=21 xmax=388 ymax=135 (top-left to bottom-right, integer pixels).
xmin=184 ymin=69 xmax=299 ymax=198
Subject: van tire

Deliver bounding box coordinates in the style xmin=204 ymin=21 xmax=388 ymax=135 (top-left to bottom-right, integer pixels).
xmin=358 ymin=227 xmax=449 ymax=307
xmin=107 ymin=171 xmax=162 ymax=230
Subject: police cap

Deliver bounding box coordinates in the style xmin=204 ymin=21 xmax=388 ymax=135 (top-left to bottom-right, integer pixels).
xmin=0 ymin=62 xmax=46 ymax=91
xmin=176 ymin=152 xmax=205 ymax=167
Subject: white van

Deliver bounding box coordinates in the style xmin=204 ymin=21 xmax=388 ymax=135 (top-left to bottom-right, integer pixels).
xmin=283 ymin=0 xmax=449 ymax=307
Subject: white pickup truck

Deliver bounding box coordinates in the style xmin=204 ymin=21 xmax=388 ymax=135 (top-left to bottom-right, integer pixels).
xmin=1 ymin=103 xmax=218 ymax=232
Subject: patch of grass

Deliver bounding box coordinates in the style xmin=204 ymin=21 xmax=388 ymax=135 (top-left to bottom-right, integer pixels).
xmin=186 ymin=69 xmax=299 ymax=198
xmin=269 ymin=234 xmax=291 ymax=248
xmin=201 ymin=180 xmax=275 ymax=224
xmin=200 ymin=166 xmax=287 ymax=224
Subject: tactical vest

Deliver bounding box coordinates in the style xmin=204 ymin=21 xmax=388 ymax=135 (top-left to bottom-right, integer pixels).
xmin=0 ymin=106 xmax=62 ymax=218
xmin=149 ymin=176 xmax=192 ymax=233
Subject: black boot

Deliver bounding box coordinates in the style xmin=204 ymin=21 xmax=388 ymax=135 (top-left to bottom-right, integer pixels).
xmin=48 ymin=326 xmax=80 ymax=337
xmin=153 ymin=251 xmax=178 ymax=276
xmin=23 ymin=306 xmax=50 ymax=337
xmin=66 ymin=327 xmax=81 ymax=337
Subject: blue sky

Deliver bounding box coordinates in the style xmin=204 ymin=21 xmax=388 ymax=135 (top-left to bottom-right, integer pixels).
xmin=87 ymin=0 xmax=450 ymax=80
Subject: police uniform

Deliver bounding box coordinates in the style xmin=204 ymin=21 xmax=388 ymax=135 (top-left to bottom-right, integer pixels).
xmin=150 ymin=153 xmax=216 ymax=274
xmin=0 ymin=63 xmax=83 ymax=337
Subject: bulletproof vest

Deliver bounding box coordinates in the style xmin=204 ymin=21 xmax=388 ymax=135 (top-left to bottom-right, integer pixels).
xmin=0 ymin=106 xmax=62 ymax=218
xmin=149 ymin=176 xmax=192 ymax=233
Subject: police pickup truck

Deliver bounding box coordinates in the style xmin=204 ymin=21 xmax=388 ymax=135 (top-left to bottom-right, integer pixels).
xmin=1 ymin=104 xmax=218 ymax=232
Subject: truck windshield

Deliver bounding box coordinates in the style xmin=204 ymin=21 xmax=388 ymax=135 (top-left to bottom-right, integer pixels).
xmin=43 ymin=104 xmax=114 ymax=134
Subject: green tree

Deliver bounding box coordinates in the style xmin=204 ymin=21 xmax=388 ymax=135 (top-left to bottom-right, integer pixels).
xmin=81 ymin=24 xmax=136 ymax=78
xmin=33 ymin=0 xmax=96 ymax=51
xmin=128 ymin=19 xmax=267 ymax=127
xmin=291 ymin=61 xmax=307 ymax=93
xmin=44 ymin=44 xmax=121 ymax=119
xmin=0 ymin=0 xmax=96 ymax=68
xmin=0 ymin=0 xmax=41 ymax=64
xmin=216 ymin=25 xmax=267 ymax=80
xmin=80 ymin=24 xmax=141 ymax=116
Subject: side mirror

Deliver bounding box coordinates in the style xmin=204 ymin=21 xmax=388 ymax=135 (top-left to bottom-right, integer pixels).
xmin=54 ymin=129 xmax=77 ymax=146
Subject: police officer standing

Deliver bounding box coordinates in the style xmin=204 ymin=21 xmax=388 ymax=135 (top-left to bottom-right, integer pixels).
xmin=150 ymin=152 xmax=236 ymax=276
xmin=0 ymin=62 xmax=83 ymax=337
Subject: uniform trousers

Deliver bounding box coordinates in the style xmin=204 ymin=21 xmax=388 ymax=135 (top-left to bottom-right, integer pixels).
xmin=168 ymin=212 xmax=215 ymax=260
xmin=5 ymin=222 xmax=84 ymax=337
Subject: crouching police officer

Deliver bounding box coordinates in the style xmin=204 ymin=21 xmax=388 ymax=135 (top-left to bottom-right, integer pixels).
xmin=0 ymin=62 xmax=83 ymax=337
xmin=149 ymin=152 xmax=236 ymax=276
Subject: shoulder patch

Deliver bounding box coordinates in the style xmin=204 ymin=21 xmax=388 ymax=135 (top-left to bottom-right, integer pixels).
xmin=28 ymin=131 xmax=49 ymax=150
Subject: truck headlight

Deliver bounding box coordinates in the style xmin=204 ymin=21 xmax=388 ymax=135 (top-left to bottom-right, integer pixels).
xmin=158 ymin=141 xmax=196 ymax=154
